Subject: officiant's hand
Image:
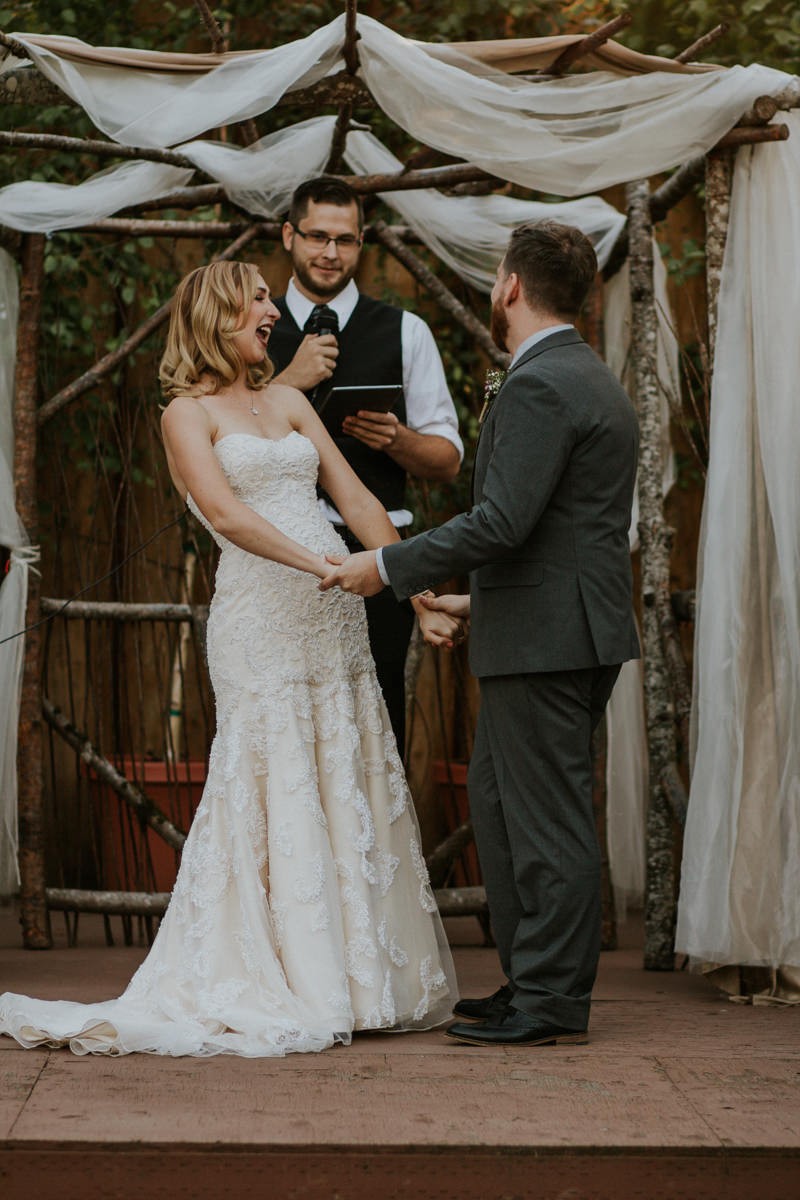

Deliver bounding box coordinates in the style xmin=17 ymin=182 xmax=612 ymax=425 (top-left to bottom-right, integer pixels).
xmin=342 ymin=410 xmax=401 ymax=451
xmin=319 ymin=550 xmax=385 ymax=596
xmin=274 ymin=333 xmax=338 ymax=391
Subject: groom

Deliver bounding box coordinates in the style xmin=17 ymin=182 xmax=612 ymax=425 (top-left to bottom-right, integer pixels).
xmin=321 ymin=221 xmax=640 ymax=1045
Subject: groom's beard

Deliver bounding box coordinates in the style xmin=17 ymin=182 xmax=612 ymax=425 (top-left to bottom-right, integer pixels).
xmin=490 ymin=299 xmax=509 ymax=353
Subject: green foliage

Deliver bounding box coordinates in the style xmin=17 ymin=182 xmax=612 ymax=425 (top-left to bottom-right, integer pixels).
xmin=660 ymin=236 xmax=705 ymax=286
xmin=624 ymin=0 xmax=800 ymax=73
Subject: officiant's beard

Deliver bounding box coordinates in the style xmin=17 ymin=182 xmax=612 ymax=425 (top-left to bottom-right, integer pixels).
xmin=490 ymin=299 xmax=509 ymax=353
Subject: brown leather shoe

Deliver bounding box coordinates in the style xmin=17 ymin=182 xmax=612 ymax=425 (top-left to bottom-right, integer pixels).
xmin=452 ymin=983 xmax=514 ymax=1022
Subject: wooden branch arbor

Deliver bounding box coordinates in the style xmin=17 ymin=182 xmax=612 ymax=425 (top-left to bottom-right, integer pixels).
xmin=1 ymin=2 xmax=795 ymax=965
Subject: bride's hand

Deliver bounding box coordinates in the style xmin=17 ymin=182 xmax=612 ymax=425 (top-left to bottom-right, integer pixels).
xmin=311 ymin=553 xmax=344 ymax=579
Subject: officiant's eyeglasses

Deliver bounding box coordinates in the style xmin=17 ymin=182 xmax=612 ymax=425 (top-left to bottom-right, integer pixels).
xmin=291 ymin=225 xmax=362 ymax=251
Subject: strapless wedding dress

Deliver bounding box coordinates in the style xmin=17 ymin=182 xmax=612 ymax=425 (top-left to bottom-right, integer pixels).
xmin=0 ymin=431 xmax=456 ymax=1056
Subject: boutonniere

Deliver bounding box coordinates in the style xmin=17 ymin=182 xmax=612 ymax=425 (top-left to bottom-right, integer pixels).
xmin=479 ymin=368 xmax=506 ymax=426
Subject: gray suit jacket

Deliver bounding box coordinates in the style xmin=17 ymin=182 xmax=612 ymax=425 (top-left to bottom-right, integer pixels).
xmin=382 ymin=328 xmax=640 ymax=677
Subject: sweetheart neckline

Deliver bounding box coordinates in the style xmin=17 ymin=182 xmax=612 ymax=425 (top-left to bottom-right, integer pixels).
xmin=213 ymin=430 xmax=309 ymax=450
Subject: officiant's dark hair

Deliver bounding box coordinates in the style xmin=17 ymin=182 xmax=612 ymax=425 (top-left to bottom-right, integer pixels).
xmin=504 ymin=221 xmax=597 ymax=319
xmin=289 ymin=176 xmax=365 ymax=230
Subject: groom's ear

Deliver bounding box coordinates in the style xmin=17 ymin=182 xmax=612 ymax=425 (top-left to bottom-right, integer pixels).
xmin=503 ymin=272 xmax=522 ymax=306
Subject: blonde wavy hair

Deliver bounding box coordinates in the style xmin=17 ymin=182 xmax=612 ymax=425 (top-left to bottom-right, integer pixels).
xmin=159 ymin=260 xmax=274 ymax=400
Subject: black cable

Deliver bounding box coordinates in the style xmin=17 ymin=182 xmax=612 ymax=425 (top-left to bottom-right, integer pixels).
xmin=0 ymin=511 xmax=186 ymax=647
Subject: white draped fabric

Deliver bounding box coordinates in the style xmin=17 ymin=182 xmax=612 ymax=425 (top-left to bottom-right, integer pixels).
xmin=5 ymin=16 xmax=792 ymax=188
xmin=676 ymin=112 xmax=800 ymax=970
xmin=5 ymin=20 xmax=347 ymax=148
xmin=356 ymin=22 xmax=789 ymax=196
xmin=0 ymin=160 xmax=194 ymax=235
xmin=0 ymin=249 xmax=27 ymax=896
xmin=0 ymin=13 xmax=797 ymax=968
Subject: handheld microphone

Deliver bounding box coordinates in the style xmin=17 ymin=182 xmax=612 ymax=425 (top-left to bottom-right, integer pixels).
xmin=307 ymin=305 xmax=339 ymax=408
xmin=306 ymin=306 xmax=339 ymax=339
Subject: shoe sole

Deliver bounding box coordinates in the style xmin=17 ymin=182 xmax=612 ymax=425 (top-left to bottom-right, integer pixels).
xmin=446 ymin=1029 xmax=589 ymax=1047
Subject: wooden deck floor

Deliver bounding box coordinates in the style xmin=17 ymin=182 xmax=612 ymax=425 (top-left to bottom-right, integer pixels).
xmin=1 ymin=903 xmax=798 ymax=1199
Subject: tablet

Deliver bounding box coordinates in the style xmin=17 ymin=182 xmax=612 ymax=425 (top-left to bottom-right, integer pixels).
xmin=317 ymin=384 xmax=403 ymax=434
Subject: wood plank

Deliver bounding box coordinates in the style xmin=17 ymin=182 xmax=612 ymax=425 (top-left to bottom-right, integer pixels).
xmin=659 ymin=1056 xmax=800 ymax=1146
xmin=9 ymin=1047 xmax=715 ymax=1149
xmin=0 ymin=1052 xmax=47 ymax=1137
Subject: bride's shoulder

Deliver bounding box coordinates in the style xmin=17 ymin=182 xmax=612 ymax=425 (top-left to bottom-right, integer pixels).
xmin=266 ymin=379 xmax=303 ymax=401
xmin=161 ymin=393 xmax=215 ymax=441
xmin=265 ymin=380 xmax=312 ymax=419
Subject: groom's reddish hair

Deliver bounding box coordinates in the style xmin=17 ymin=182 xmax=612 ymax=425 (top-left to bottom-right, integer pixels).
xmin=504 ymin=221 xmax=597 ymax=320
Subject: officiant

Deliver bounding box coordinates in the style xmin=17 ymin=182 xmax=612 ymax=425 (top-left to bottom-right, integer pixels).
xmin=269 ymin=176 xmax=463 ymax=750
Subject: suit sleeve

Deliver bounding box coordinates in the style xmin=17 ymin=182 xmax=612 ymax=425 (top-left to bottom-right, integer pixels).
xmin=383 ymin=372 xmax=577 ymax=599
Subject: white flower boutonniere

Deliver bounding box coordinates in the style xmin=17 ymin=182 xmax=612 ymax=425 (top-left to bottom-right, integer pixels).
xmin=479 ymin=368 xmax=506 ymax=426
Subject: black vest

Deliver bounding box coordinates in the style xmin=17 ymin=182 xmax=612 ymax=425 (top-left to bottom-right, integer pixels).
xmin=270 ymin=294 xmax=407 ymax=512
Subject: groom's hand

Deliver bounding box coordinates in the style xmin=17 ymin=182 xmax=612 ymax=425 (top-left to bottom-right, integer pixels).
xmin=319 ymin=550 xmax=385 ymax=596
xmin=418 ymin=592 xmax=471 ymax=621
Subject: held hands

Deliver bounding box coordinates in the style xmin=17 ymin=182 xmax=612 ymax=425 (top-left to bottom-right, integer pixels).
xmin=319 ymin=560 xmax=470 ymax=649
xmin=319 ymin=550 xmax=385 ymax=596
xmin=343 ymin=410 xmax=402 ymax=451
xmin=418 ymin=592 xmax=471 ymax=622
xmin=416 ymin=591 xmax=470 ymax=650
xmin=279 ymin=334 xmax=338 ymax=391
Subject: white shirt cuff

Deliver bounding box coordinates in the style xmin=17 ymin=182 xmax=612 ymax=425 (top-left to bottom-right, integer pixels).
xmin=375 ymin=547 xmax=390 ymax=586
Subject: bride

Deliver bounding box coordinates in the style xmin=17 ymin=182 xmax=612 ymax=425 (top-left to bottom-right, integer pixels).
xmin=0 ymin=260 xmax=460 ymax=1057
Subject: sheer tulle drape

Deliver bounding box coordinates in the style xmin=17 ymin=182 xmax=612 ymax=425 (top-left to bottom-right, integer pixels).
xmin=6 ymin=16 xmax=791 ymax=187
xmin=676 ymin=113 xmax=800 ymax=971
xmin=0 ymin=249 xmax=28 ymax=897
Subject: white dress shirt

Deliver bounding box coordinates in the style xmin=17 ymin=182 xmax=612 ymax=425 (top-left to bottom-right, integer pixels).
xmin=375 ymin=323 xmax=575 ymax=585
xmin=284 ymin=278 xmax=464 ymax=527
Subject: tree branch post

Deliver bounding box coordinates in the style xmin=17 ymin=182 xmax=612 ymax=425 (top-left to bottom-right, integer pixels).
xmin=344 ymin=0 xmax=360 ymax=76
xmin=0 ymin=129 xmax=196 ymax=168
xmin=13 ymin=234 xmax=50 ymax=948
xmin=549 ymin=12 xmax=633 ymax=75
xmin=324 ymin=102 xmax=354 ymax=174
xmin=626 ymin=179 xmax=678 ymax=971
xmin=705 ymin=150 xmax=735 ymax=377
xmin=674 ymin=23 xmax=728 ymax=64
